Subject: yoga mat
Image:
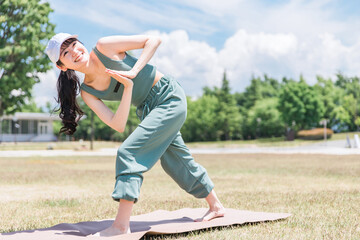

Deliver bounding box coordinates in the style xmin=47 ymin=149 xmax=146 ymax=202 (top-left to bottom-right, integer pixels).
xmin=1 ymin=208 xmax=291 ymax=239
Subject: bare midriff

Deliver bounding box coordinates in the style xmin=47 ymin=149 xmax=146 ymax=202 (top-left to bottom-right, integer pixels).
xmin=152 ymin=70 xmax=164 ymax=87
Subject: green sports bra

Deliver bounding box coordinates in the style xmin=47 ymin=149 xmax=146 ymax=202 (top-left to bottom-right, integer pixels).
xmin=80 ymin=47 xmax=156 ymax=107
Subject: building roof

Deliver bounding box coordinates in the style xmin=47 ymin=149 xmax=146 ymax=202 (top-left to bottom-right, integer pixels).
xmin=2 ymin=112 xmax=61 ymax=121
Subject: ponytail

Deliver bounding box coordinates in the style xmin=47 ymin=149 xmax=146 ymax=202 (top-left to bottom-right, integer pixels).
xmin=55 ymin=69 xmax=84 ymax=135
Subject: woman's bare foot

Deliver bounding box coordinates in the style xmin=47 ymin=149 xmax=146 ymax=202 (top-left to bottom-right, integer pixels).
xmin=194 ymin=202 xmax=225 ymax=222
xmin=194 ymin=189 xmax=226 ymax=222
xmin=95 ymin=225 xmax=131 ymax=237
xmin=93 ymin=199 xmax=133 ymax=237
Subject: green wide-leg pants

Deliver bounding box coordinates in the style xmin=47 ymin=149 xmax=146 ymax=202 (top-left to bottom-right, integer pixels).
xmin=111 ymin=75 xmax=214 ymax=203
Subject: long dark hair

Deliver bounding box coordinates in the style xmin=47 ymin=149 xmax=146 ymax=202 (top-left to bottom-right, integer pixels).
xmin=55 ymin=38 xmax=84 ymax=135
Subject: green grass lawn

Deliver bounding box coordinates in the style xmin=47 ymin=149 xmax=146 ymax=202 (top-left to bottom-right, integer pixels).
xmin=1 ymin=131 xmax=359 ymax=151
xmin=0 ymin=153 xmax=359 ymax=239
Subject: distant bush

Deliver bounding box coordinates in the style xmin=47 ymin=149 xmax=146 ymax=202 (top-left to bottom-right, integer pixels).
xmin=296 ymin=128 xmax=333 ymax=140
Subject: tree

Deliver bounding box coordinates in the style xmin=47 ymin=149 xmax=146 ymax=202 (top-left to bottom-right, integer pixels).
xmin=243 ymin=98 xmax=285 ymax=139
xmin=0 ymin=0 xmax=55 ymax=116
xmin=236 ymin=74 xmax=281 ymax=110
xmin=21 ymin=99 xmax=43 ymax=113
xmin=314 ymin=76 xmax=349 ymax=132
xmin=334 ymin=73 xmax=360 ymax=131
xmin=182 ymin=95 xmax=220 ymax=142
xmin=341 ymin=94 xmax=358 ymax=131
xmin=278 ymin=76 xmax=324 ymax=132
xmin=203 ymin=71 xmax=242 ymax=140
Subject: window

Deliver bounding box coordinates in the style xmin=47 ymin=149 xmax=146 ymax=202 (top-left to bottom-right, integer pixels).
xmin=32 ymin=120 xmax=38 ymax=134
xmin=20 ymin=120 xmax=29 ymax=134
xmin=11 ymin=120 xmax=20 ymax=134
xmin=1 ymin=119 xmax=11 ymax=134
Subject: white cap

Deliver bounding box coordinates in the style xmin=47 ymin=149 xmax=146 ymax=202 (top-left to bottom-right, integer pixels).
xmin=45 ymin=33 xmax=78 ymax=64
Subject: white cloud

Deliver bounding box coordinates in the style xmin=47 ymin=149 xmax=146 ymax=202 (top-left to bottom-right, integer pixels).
xmin=145 ymin=30 xmax=223 ymax=96
xmin=218 ymin=29 xmax=360 ymax=91
xmin=218 ymin=30 xmax=299 ymax=90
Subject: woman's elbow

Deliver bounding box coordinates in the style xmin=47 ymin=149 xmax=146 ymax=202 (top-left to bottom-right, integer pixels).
xmin=117 ymin=125 xmax=126 ymax=133
xmin=156 ymin=36 xmax=162 ymax=45
xmin=157 ymin=37 xmax=162 ymax=45
xmin=150 ymin=36 xmax=162 ymax=46
xmin=96 ymin=37 xmax=110 ymax=51
xmin=109 ymin=122 xmax=125 ymax=133
xmin=114 ymin=126 xmax=125 ymax=133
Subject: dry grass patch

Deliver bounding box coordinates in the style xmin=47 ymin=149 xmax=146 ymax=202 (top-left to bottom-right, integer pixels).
xmin=0 ymin=154 xmax=359 ymax=239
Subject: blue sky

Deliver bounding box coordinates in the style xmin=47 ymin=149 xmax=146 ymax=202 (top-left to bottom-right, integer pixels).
xmin=35 ymin=0 xmax=360 ymax=107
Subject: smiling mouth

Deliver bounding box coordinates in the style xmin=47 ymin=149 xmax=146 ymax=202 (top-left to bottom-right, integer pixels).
xmin=75 ymin=53 xmax=83 ymax=62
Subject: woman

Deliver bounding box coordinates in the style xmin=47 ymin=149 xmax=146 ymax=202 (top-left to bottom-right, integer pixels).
xmin=45 ymin=33 xmax=225 ymax=236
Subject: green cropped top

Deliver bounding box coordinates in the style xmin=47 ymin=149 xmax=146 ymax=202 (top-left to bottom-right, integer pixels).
xmin=80 ymin=47 xmax=156 ymax=107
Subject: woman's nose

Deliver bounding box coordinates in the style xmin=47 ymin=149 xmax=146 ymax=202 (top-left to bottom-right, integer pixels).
xmin=71 ymin=49 xmax=78 ymax=57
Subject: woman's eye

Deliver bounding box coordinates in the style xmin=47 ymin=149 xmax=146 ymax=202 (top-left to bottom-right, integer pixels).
xmin=73 ymin=42 xmax=76 ymax=46
xmin=64 ymin=51 xmax=68 ymax=56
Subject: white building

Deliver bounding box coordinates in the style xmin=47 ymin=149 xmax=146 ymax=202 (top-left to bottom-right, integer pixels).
xmin=0 ymin=112 xmax=60 ymax=142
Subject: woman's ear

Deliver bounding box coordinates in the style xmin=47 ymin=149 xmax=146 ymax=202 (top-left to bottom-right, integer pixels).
xmin=56 ymin=65 xmax=67 ymax=72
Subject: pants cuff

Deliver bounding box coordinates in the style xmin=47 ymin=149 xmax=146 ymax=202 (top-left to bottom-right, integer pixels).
xmin=191 ymin=175 xmax=215 ymax=198
xmin=111 ymin=174 xmax=143 ymax=203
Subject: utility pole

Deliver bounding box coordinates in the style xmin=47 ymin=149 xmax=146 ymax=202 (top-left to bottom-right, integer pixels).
xmin=319 ymin=119 xmax=329 ymax=146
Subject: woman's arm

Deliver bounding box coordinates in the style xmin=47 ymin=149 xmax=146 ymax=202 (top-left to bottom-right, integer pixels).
xmin=96 ymin=35 xmax=161 ymax=78
xmin=81 ymin=70 xmax=133 ymax=133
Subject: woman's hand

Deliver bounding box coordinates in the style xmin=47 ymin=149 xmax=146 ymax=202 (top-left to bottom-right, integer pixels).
xmin=105 ymin=69 xmax=134 ymax=88
xmin=115 ymin=69 xmax=138 ymax=79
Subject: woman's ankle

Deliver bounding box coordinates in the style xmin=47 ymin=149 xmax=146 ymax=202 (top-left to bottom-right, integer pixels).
xmin=111 ymin=223 xmax=129 ymax=233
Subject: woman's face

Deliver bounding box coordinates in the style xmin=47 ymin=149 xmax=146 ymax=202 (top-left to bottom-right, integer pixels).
xmin=57 ymin=40 xmax=89 ymax=71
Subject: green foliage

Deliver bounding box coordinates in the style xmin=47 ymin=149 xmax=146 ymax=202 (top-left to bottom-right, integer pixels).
xmin=355 ymin=117 xmax=360 ymax=129
xmin=21 ymin=99 xmax=43 ymax=113
xmin=201 ymin=71 xmax=242 ymax=140
xmin=314 ymin=77 xmax=342 ymax=126
xmin=313 ymin=75 xmax=353 ymax=132
xmin=243 ymin=98 xmax=285 ymax=139
xmin=278 ymin=76 xmax=324 ymax=131
xmin=335 ymin=73 xmax=360 ymax=99
xmin=236 ymin=74 xmax=281 ymax=110
xmin=330 ymin=105 xmax=351 ymax=131
xmin=181 ymin=95 xmax=220 ymax=142
xmin=341 ymin=94 xmax=357 ymax=131
xmin=334 ymin=73 xmax=360 ymax=131
xmin=0 ymin=0 xmax=55 ymax=116
xmin=52 ymin=120 xmax=62 ymax=136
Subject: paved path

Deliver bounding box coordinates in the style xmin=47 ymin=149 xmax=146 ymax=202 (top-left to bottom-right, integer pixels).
xmin=1 ymin=140 xmax=360 ymax=157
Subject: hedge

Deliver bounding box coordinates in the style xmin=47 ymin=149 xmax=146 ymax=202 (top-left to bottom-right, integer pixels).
xmin=296 ymin=128 xmax=333 ymax=140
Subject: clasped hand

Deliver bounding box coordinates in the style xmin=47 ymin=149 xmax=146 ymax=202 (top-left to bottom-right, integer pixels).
xmin=105 ymin=69 xmax=137 ymax=88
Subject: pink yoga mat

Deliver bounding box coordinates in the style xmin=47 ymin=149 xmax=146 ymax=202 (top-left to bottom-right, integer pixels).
xmin=1 ymin=208 xmax=291 ymax=239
